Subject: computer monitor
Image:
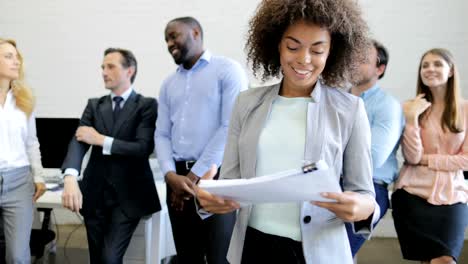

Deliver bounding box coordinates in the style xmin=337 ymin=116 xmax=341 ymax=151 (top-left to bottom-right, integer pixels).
xmin=35 ymin=117 xmax=80 ymax=168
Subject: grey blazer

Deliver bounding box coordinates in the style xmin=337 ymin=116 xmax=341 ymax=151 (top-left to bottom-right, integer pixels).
xmin=220 ymin=81 xmax=379 ymax=264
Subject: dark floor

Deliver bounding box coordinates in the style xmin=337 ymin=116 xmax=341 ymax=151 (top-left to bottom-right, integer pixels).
xmin=35 ymin=225 xmax=468 ymax=264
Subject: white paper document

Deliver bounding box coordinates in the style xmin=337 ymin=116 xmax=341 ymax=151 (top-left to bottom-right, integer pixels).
xmin=199 ymin=160 xmax=341 ymax=204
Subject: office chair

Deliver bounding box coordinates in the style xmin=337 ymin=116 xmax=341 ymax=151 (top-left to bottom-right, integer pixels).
xmin=30 ymin=208 xmax=56 ymax=260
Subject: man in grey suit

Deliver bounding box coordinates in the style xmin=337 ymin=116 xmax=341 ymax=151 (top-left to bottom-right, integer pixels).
xmin=61 ymin=48 xmax=160 ymax=264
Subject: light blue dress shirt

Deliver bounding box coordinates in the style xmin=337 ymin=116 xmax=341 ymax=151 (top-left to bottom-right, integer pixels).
xmin=155 ymin=50 xmax=248 ymax=177
xmin=359 ymin=84 xmax=404 ymax=184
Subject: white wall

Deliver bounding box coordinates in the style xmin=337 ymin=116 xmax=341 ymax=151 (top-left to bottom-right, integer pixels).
xmin=0 ymin=0 xmax=258 ymax=117
xmin=360 ymin=0 xmax=468 ymax=101
xmin=1 ymin=0 xmax=468 ymax=118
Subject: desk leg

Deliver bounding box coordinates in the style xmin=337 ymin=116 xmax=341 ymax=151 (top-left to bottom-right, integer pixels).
xmin=147 ymin=212 xmax=161 ymax=264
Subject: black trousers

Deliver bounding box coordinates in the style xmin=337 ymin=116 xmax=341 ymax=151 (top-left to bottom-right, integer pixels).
xmin=84 ymin=182 xmax=140 ymax=264
xmin=242 ymin=227 xmax=305 ymax=264
xmin=167 ymin=161 xmax=236 ymax=264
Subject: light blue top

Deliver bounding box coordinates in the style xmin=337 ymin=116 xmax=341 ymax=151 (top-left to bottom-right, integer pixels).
xmin=155 ymin=50 xmax=248 ymax=177
xmin=248 ymin=96 xmax=311 ymax=241
xmin=358 ymin=84 xmax=404 ymax=184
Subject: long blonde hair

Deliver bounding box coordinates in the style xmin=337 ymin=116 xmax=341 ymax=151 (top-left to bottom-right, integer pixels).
xmin=0 ymin=38 xmax=34 ymax=116
xmin=417 ymin=48 xmax=462 ymax=133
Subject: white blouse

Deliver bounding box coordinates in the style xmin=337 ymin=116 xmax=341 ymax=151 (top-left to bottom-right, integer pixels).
xmin=0 ymin=90 xmax=44 ymax=182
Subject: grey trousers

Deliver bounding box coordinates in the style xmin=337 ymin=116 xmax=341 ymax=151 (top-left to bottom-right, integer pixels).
xmin=0 ymin=166 xmax=34 ymax=264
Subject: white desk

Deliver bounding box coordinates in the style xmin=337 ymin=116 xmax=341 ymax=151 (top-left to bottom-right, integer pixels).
xmin=35 ymin=180 xmax=176 ymax=264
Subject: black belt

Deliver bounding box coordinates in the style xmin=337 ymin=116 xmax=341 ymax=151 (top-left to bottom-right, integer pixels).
xmin=174 ymin=160 xmax=221 ymax=180
xmin=175 ymin=160 xmax=196 ymax=171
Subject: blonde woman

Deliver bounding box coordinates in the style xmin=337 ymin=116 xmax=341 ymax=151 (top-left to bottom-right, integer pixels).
xmin=393 ymin=48 xmax=468 ymax=264
xmin=0 ymin=38 xmax=46 ymax=264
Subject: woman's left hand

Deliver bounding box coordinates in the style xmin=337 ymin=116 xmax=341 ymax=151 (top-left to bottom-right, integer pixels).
xmin=313 ymin=191 xmax=375 ymax=222
xmin=33 ymin=182 xmax=47 ymax=202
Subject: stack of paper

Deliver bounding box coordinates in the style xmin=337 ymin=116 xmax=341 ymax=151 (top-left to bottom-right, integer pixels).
xmin=199 ymin=161 xmax=341 ymax=204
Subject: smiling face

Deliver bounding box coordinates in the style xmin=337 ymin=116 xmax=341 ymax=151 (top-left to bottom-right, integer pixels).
xmin=165 ymin=21 xmax=201 ymax=68
xmin=0 ymin=42 xmax=21 ymax=82
xmin=278 ymin=20 xmax=331 ymax=97
xmin=420 ymin=53 xmax=453 ymax=90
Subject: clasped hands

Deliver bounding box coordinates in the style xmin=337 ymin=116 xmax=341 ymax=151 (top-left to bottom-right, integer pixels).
xmin=195 ymin=165 xmax=375 ymax=222
xmin=165 ymin=170 xmax=203 ymax=211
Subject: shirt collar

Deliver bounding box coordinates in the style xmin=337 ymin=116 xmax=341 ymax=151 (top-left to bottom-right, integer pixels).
xmin=310 ymin=79 xmax=323 ymax=103
xmin=275 ymin=79 xmax=322 ymax=103
xmin=360 ymin=83 xmax=380 ymax=99
xmin=176 ymin=50 xmax=211 ymax=72
xmin=6 ymin=89 xmax=14 ymax=104
xmin=111 ymin=86 xmax=133 ymax=102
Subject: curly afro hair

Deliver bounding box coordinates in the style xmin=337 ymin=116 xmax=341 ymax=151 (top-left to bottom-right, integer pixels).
xmin=246 ymin=0 xmax=370 ymax=87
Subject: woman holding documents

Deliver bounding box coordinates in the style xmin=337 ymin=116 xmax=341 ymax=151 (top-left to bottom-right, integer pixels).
xmin=196 ymin=0 xmax=379 ymax=263
xmin=0 ymin=38 xmax=46 ymax=263
xmin=392 ymin=48 xmax=468 ymax=264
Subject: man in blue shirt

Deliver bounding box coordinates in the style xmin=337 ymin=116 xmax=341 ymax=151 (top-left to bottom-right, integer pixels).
xmin=155 ymin=17 xmax=248 ymax=264
xmin=347 ymin=40 xmax=404 ymax=257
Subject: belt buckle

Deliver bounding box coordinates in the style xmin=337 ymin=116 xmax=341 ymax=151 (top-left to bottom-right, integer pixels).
xmin=185 ymin=161 xmax=194 ymax=170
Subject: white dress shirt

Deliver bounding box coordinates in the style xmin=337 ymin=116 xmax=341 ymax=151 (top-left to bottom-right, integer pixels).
xmin=0 ymin=90 xmax=44 ymax=182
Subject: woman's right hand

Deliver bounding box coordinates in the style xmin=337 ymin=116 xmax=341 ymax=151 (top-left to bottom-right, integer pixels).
xmin=402 ymin=94 xmax=431 ymax=126
xmin=195 ymin=165 xmax=240 ymax=214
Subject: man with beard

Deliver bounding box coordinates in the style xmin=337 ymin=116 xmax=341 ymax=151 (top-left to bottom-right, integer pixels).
xmin=155 ymin=17 xmax=247 ymax=264
xmin=347 ymin=40 xmax=404 ymax=258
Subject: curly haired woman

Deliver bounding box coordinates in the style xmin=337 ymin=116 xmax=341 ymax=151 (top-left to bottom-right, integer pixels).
xmin=196 ymin=0 xmax=379 ymax=263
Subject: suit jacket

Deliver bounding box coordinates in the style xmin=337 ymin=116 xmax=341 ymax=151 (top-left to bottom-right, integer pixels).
xmin=220 ymin=81 xmax=379 ymax=264
xmin=62 ymin=91 xmax=161 ymax=218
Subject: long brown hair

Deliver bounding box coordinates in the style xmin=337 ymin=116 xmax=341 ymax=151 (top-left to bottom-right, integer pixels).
xmin=0 ymin=38 xmax=34 ymax=117
xmin=417 ymin=48 xmax=462 ymax=133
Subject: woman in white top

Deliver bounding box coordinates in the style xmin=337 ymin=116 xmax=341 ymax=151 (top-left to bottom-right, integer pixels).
xmin=0 ymin=38 xmax=46 ymax=264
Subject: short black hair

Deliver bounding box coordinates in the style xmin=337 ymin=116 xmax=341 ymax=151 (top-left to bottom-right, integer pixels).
xmin=168 ymin=16 xmax=204 ymax=40
xmin=104 ymin=48 xmax=138 ymax=83
xmin=372 ymin=40 xmax=389 ymax=79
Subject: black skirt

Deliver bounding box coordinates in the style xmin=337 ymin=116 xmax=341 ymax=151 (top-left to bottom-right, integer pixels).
xmin=391 ymin=189 xmax=468 ymax=261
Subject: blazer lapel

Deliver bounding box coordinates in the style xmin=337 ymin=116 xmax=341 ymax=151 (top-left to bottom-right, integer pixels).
xmin=112 ymin=91 xmax=138 ymax=136
xmin=243 ymin=84 xmax=280 ymax=179
xmin=99 ymin=96 xmax=113 ymax=134
xmin=304 ymin=81 xmax=325 ymax=163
